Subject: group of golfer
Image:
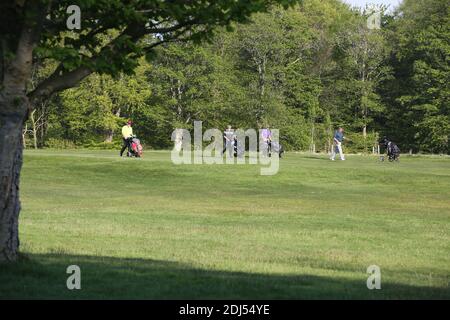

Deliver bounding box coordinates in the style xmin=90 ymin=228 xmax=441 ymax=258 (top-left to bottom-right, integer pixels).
xmin=120 ymin=120 xmax=346 ymax=160
xmin=222 ymin=125 xmax=274 ymax=157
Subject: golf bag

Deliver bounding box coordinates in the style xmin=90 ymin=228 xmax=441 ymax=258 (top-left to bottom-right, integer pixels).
xmin=233 ymin=137 xmax=245 ymax=158
xmin=129 ymin=137 xmax=143 ymax=158
xmin=381 ymin=138 xmax=400 ymax=162
xmin=261 ymin=140 xmax=284 ymax=158
xmin=270 ymin=141 xmax=285 ymax=158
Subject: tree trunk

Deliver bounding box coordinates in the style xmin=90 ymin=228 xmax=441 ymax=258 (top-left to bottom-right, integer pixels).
xmin=0 ymin=97 xmax=27 ymax=262
xmin=30 ymin=109 xmax=38 ymax=149
xmin=0 ymin=15 xmax=37 ymax=260
xmin=105 ymin=130 xmax=114 ymax=143
xmin=310 ymin=121 xmax=315 ymax=153
xmin=362 ymin=125 xmax=367 ymax=154
xmin=0 ymin=0 xmax=84 ymax=262
xmin=38 ymin=103 xmax=50 ymax=148
xmin=105 ymin=107 xmax=121 ymax=143
xmin=0 ymin=0 xmax=44 ymax=261
xmin=22 ymin=123 xmax=27 ymax=148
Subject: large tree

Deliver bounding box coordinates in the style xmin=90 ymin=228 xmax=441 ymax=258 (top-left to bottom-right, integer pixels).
xmin=0 ymin=0 xmax=299 ymax=262
xmin=382 ymin=0 xmax=449 ymax=153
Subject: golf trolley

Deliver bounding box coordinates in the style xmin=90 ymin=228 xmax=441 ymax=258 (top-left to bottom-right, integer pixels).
xmin=127 ymin=136 xmax=143 ymax=158
xmin=261 ymin=140 xmax=284 ymax=158
xmin=380 ymin=139 xmax=400 ymax=162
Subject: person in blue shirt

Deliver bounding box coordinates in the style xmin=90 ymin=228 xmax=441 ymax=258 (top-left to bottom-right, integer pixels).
xmin=330 ymin=127 xmax=345 ymax=161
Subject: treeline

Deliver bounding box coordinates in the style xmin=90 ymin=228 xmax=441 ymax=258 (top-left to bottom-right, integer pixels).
xmin=25 ymin=0 xmax=449 ymax=154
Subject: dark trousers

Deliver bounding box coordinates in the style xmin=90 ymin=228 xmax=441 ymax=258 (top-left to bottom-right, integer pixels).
xmin=263 ymin=140 xmax=271 ymax=156
xmin=120 ymin=138 xmax=131 ymax=156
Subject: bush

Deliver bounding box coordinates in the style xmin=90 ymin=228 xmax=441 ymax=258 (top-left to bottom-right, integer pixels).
xmin=344 ymin=132 xmax=380 ymax=154
xmin=45 ymin=138 xmax=77 ymax=149
xmin=43 ymin=137 xmax=122 ymax=150
xmin=83 ymin=140 xmax=122 ymax=150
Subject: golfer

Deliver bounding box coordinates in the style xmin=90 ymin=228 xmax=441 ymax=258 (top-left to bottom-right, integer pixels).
xmin=261 ymin=125 xmax=272 ymax=156
xmin=120 ymin=120 xmax=134 ymax=157
xmin=330 ymin=127 xmax=345 ymax=161
xmin=222 ymin=125 xmax=235 ymax=157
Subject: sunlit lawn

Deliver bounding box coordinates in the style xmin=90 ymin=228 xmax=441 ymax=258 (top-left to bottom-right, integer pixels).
xmin=1 ymin=150 xmax=449 ymax=299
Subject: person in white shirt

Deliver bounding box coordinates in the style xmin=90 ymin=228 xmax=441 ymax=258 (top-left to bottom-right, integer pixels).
xmin=222 ymin=125 xmax=235 ymax=157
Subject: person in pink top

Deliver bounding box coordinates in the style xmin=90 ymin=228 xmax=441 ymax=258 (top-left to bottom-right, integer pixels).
xmin=261 ymin=125 xmax=272 ymax=156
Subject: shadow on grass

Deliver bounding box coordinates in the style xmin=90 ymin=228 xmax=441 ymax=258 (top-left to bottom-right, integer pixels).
xmin=299 ymin=155 xmax=332 ymax=161
xmin=0 ymin=253 xmax=448 ymax=299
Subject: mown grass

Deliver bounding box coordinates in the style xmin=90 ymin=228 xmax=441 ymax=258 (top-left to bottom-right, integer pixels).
xmin=1 ymin=150 xmax=449 ymax=299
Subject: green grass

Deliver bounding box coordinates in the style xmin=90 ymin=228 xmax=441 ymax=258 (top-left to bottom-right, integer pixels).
xmin=1 ymin=150 xmax=449 ymax=299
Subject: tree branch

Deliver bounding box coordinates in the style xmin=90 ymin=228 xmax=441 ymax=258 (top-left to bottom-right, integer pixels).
xmin=3 ymin=0 xmax=49 ymax=94
xmin=29 ymin=19 xmax=201 ymax=104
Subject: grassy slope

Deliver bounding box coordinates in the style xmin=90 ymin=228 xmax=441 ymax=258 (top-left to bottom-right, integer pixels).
xmin=1 ymin=150 xmax=449 ymax=299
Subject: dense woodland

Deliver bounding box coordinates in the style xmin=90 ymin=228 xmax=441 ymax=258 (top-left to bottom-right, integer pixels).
xmin=25 ymin=0 xmax=449 ymax=154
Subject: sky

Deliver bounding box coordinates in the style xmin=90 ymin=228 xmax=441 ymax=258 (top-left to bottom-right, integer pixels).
xmin=342 ymin=0 xmax=402 ymax=10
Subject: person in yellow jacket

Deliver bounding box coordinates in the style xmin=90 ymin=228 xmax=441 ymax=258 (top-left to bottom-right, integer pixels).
xmin=120 ymin=120 xmax=134 ymax=156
